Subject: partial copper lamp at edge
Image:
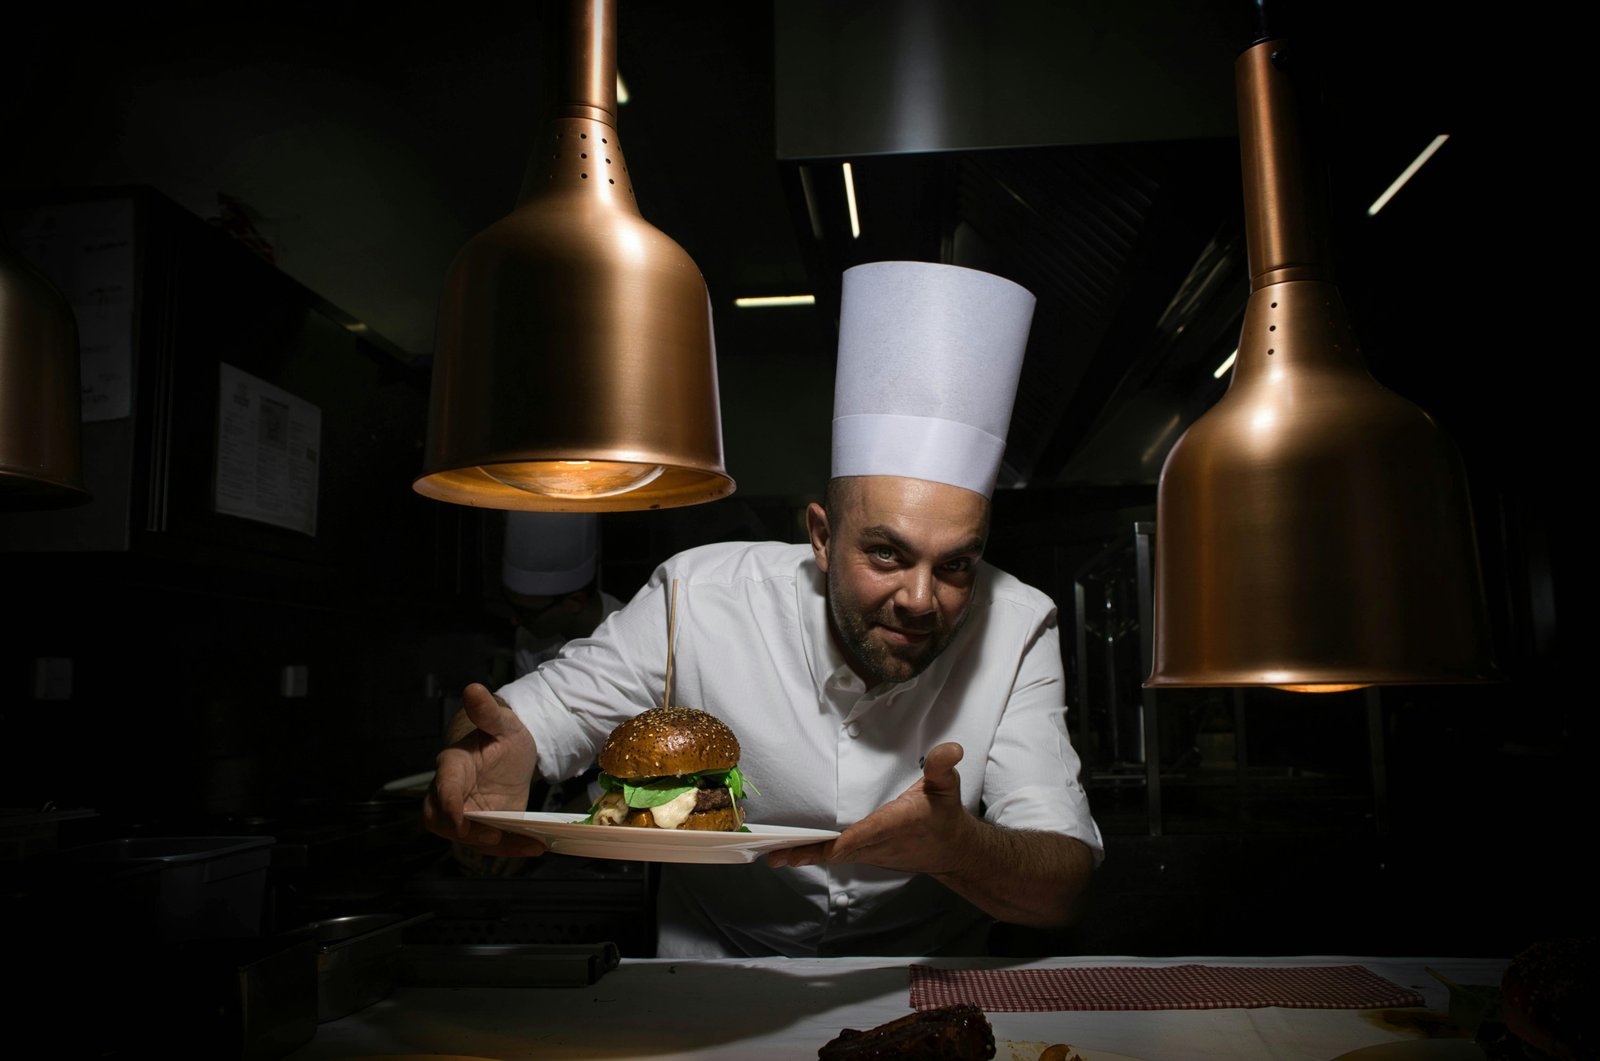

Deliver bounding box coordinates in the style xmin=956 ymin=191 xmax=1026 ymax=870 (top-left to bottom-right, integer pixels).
xmin=1144 ymin=35 xmax=1499 ymax=693
xmin=413 ymin=0 xmax=734 ymax=513
xmin=0 ymin=236 xmax=89 ymax=511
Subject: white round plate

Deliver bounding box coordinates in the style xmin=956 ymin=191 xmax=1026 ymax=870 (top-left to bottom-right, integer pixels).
xmin=465 ymin=810 xmax=840 ymax=864
xmin=1328 ymin=1041 xmax=1486 ymax=1060
xmin=999 ymin=1044 xmax=1151 ymax=1061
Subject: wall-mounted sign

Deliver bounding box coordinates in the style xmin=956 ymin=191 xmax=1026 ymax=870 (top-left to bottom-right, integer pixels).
xmin=214 ymin=363 xmax=321 ymax=536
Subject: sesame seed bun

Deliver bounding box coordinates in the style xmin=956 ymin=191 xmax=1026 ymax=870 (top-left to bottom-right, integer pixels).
xmin=1501 ymin=938 xmax=1594 ymax=1060
xmin=612 ymin=804 xmax=745 ymax=831
xmin=598 ymin=706 xmax=741 ymax=779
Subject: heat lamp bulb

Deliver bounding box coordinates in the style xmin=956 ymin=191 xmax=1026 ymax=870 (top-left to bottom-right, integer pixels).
xmin=485 ymin=459 xmax=666 ymax=500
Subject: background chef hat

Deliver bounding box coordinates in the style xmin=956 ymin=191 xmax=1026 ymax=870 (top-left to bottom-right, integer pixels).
xmin=832 ymin=261 xmax=1036 ymax=498
xmin=501 ymin=511 xmax=600 ymax=596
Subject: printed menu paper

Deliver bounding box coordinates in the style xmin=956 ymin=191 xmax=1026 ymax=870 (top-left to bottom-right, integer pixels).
xmin=214 ymin=363 xmax=321 ymax=536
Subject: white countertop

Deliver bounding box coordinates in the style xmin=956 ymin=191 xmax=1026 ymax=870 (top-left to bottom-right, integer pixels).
xmin=285 ymin=953 xmax=1508 ymax=1061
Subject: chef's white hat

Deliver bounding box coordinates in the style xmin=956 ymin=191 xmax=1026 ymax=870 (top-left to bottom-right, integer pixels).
xmin=501 ymin=512 xmax=600 ymax=596
xmin=832 ymin=261 xmax=1035 ymax=498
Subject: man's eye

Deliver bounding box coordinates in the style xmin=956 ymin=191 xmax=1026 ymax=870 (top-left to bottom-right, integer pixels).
xmin=869 ymin=546 xmax=896 ymax=563
xmin=942 ymin=558 xmax=973 ymax=574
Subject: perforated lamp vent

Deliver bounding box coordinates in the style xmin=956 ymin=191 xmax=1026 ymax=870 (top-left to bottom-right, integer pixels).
xmin=1145 ymin=39 xmax=1498 ymax=691
xmin=414 ymin=0 xmax=733 ymax=512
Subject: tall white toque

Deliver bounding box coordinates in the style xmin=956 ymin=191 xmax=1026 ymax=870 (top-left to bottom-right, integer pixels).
xmin=501 ymin=511 xmax=600 ymax=596
xmin=831 ymin=261 xmax=1036 ymax=498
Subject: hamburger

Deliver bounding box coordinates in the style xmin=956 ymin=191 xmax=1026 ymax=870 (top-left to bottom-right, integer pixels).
xmin=1496 ymin=937 xmax=1594 ymax=1060
xmin=581 ymin=706 xmax=755 ymax=831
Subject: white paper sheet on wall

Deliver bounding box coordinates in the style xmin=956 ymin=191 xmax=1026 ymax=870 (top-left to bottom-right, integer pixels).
xmin=214 ymin=363 xmax=321 ymax=536
xmin=2 ymin=197 xmax=138 ymax=423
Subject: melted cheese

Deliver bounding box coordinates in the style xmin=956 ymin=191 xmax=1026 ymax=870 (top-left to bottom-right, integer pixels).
xmin=592 ymin=790 xmax=628 ymax=825
xmin=650 ymin=788 xmax=699 ymax=830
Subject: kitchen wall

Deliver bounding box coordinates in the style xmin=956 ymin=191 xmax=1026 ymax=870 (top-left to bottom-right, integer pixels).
xmin=0 ymin=187 xmax=475 ymax=824
xmin=1 ymin=3 xmax=1576 ymax=960
xmin=0 ymin=1 xmax=832 ymax=825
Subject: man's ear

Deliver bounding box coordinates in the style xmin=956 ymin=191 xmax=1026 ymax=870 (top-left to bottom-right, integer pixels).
xmin=805 ymin=502 xmax=832 ymax=572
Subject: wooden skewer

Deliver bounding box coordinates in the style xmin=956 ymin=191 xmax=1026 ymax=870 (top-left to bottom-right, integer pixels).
xmin=663 ymin=578 xmax=679 ymax=709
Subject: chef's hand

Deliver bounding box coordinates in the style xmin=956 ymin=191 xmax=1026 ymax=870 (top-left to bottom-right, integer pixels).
xmin=767 ymin=741 xmax=976 ymax=874
xmin=423 ymin=682 xmax=547 ymax=858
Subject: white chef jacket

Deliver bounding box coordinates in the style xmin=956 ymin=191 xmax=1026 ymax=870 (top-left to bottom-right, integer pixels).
xmin=512 ymin=590 xmax=625 ymax=678
xmin=498 ymin=541 xmax=1104 ymax=957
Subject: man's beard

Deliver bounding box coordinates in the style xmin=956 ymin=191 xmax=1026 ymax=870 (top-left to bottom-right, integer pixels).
xmin=826 ymin=564 xmax=965 ymax=686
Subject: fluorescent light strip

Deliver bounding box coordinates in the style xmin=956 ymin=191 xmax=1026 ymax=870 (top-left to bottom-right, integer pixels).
xmin=1213 ymin=348 xmax=1238 ymax=378
xmin=798 ymin=166 xmax=823 ymax=241
xmin=1367 ymin=134 xmax=1449 ymax=216
xmin=842 ymin=162 xmax=861 ymax=238
xmin=1141 ymin=414 xmax=1184 ymax=465
xmin=616 ymin=73 xmax=629 ymax=104
xmin=734 ymin=295 xmax=816 ymax=308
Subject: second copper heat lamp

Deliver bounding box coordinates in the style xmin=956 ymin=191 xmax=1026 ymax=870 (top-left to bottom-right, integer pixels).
xmin=1146 ymin=33 xmax=1498 ymax=691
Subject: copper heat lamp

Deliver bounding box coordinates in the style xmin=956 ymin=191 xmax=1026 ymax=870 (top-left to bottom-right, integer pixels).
xmin=1 ymin=235 xmax=88 ymax=509
xmin=1145 ymin=37 xmax=1498 ymax=691
xmin=414 ymin=0 xmax=734 ymax=511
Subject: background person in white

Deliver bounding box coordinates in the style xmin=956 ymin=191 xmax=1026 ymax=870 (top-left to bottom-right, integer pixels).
xmin=426 ymin=261 xmax=1104 ymax=956
xmin=500 ymin=511 xmax=624 ymax=679
xmin=457 ymin=511 xmax=628 ymax=877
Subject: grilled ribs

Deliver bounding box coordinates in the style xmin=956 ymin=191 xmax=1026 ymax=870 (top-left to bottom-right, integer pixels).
xmin=817 ymin=1003 xmax=995 ymax=1060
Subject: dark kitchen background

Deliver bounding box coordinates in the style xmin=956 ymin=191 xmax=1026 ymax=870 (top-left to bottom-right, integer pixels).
xmin=0 ymin=0 xmax=1577 ymax=971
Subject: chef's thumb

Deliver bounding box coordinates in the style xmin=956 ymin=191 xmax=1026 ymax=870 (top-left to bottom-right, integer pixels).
xmin=921 ymin=742 xmax=964 ymax=793
xmin=461 ymin=682 xmax=518 ymax=735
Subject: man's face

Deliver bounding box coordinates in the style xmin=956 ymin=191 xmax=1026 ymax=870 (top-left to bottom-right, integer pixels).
xmin=807 ymin=476 xmax=989 ymax=686
xmin=504 ymin=589 xmax=578 ymax=639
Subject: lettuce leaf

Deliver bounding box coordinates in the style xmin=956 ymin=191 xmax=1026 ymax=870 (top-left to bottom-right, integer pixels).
xmin=622 ymin=779 xmax=697 ymax=808
xmin=592 ymin=766 xmax=759 ymax=809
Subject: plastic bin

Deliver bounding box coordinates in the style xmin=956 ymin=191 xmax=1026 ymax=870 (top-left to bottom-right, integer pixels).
xmin=58 ymin=835 xmax=276 ymax=942
xmin=0 ymin=805 xmax=97 ymax=861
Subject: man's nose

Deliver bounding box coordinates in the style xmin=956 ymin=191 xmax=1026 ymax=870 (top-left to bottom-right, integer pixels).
xmin=895 ymin=566 xmax=936 ymax=616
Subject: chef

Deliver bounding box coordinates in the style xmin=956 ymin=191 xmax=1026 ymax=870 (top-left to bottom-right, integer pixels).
xmin=427 ymin=260 xmax=1104 ymax=957
xmin=499 ymin=511 xmax=624 ymax=679
xmin=458 ymin=512 xmax=627 ymax=878
xmin=499 ymin=509 xmax=625 ymax=815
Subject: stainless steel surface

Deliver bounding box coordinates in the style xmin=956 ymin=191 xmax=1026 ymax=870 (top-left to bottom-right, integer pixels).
xmin=1134 ymin=521 xmax=1161 ymax=836
xmin=415 ymin=0 xmax=734 ymax=511
xmin=400 ymin=941 xmax=619 ymax=988
xmin=209 ymin=935 xmax=320 ymax=1061
xmin=1146 ymin=37 xmax=1498 ymax=690
xmin=57 ymin=834 xmax=276 ymax=942
xmin=280 ymin=955 xmax=1511 ymax=1060
xmin=292 ymin=911 xmax=435 ymax=1022
xmin=1073 ymin=533 xmax=1147 ymax=766
xmin=773 ymin=1 xmax=1241 ymax=158
xmin=0 ymin=804 xmax=96 ymax=861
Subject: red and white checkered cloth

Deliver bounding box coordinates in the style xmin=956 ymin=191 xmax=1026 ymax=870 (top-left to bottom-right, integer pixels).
xmin=910 ymin=964 xmax=1425 ymax=1012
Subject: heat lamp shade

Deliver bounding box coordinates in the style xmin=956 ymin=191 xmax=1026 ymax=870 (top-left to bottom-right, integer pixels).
xmin=412 ymin=0 xmax=733 ymax=513
xmin=1145 ymin=281 xmax=1498 ymax=688
xmin=0 ymin=240 xmax=89 ymax=509
xmin=1146 ymin=36 xmax=1499 ymax=691
xmin=413 ymin=145 xmax=733 ymax=511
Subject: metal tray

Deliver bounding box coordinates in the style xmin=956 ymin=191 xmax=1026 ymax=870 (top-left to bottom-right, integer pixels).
xmin=399 ymin=941 xmax=620 ymax=988
xmin=288 ymin=911 xmax=434 ymax=1022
